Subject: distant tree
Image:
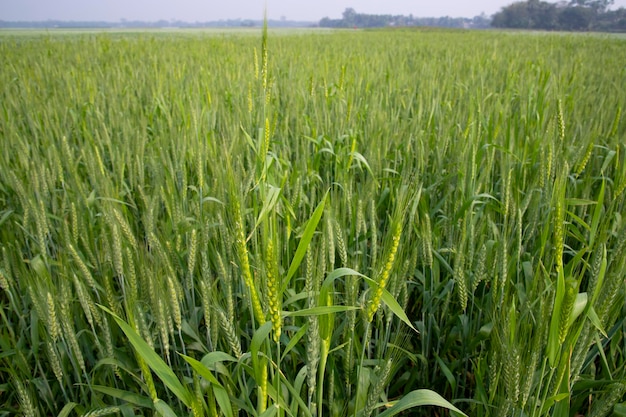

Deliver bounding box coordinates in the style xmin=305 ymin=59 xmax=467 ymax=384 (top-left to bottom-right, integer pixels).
xmin=472 ymin=13 xmax=492 ymax=28
xmin=491 ymin=0 xmax=557 ymax=29
xmin=342 ymin=8 xmax=357 ymax=25
xmin=596 ymin=7 xmax=626 ymax=30
xmin=319 ymin=17 xmax=346 ymax=28
xmin=492 ymin=0 xmax=624 ymax=31
xmin=530 ymin=1 xmax=559 ymax=28
xmin=492 ymin=1 xmax=532 ymax=28
xmin=569 ymin=0 xmax=614 ymax=12
xmin=559 ymin=6 xmax=595 ymax=29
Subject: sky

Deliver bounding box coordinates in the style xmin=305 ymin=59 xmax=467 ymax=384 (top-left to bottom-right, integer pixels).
xmin=2 ymin=0 xmax=626 ymax=22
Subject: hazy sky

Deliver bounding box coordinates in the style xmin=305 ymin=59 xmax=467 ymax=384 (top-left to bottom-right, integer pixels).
xmin=2 ymin=0 xmax=626 ymax=22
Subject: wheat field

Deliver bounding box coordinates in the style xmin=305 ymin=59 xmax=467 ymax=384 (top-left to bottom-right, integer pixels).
xmin=0 ymin=27 xmax=625 ymax=416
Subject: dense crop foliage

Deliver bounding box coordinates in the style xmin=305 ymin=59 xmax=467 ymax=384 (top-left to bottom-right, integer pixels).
xmin=1 ymin=28 xmax=625 ymax=416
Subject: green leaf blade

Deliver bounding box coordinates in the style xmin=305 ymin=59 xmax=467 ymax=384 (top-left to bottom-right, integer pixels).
xmin=100 ymin=305 xmax=194 ymax=408
xmin=376 ymin=389 xmax=467 ymax=417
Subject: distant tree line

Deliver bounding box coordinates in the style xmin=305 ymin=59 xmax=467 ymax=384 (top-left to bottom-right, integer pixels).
xmin=319 ymin=8 xmax=491 ymax=29
xmin=492 ymin=0 xmax=626 ymax=31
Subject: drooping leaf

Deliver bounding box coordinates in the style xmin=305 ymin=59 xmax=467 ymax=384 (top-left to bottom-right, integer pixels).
xmin=92 ymin=385 xmax=153 ymax=408
xmin=376 ymin=389 xmax=467 ymax=417
xmin=56 ymin=402 xmax=78 ymax=417
xmin=362 ymin=274 xmax=417 ymax=331
xmin=100 ymin=305 xmax=193 ymax=408
xmin=154 ymin=399 xmax=179 ymax=417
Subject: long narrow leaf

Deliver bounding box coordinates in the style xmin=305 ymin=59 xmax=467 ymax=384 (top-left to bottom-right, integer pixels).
xmin=284 ymin=305 xmax=359 ymax=317
xmin=247 ymin=185 xmax=281 ymax=241
xmin=154 ymin=399 xmax=179 ymax=417
xmin=100 ymin=305 xmax=194 ymax=408
xmin=361 ymin=275 xmax=417 ymax=331
xmin=548 ymin=268 xmax=566 ymax=366
xmin=57 ymin=402 xmax=78 ymax=417
xmin=201 ymin=351 xmax=239 ymax=368
xmin=180 ymin=354 xmax=221 ymax=386
xmin=376 ymin=389 xmax=467 ymax=417
xmin=283 ymin=191 xmax=328 ymax=289
xmin=181 ymin=355 xmax=234 ymax=417
xmin=250 ymin=321 xmax=273 ymax=382
xmin=281 ymin=323 xmax=308 ymax=361
xmin=92 ymin=385 xmax=153 ymax=408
